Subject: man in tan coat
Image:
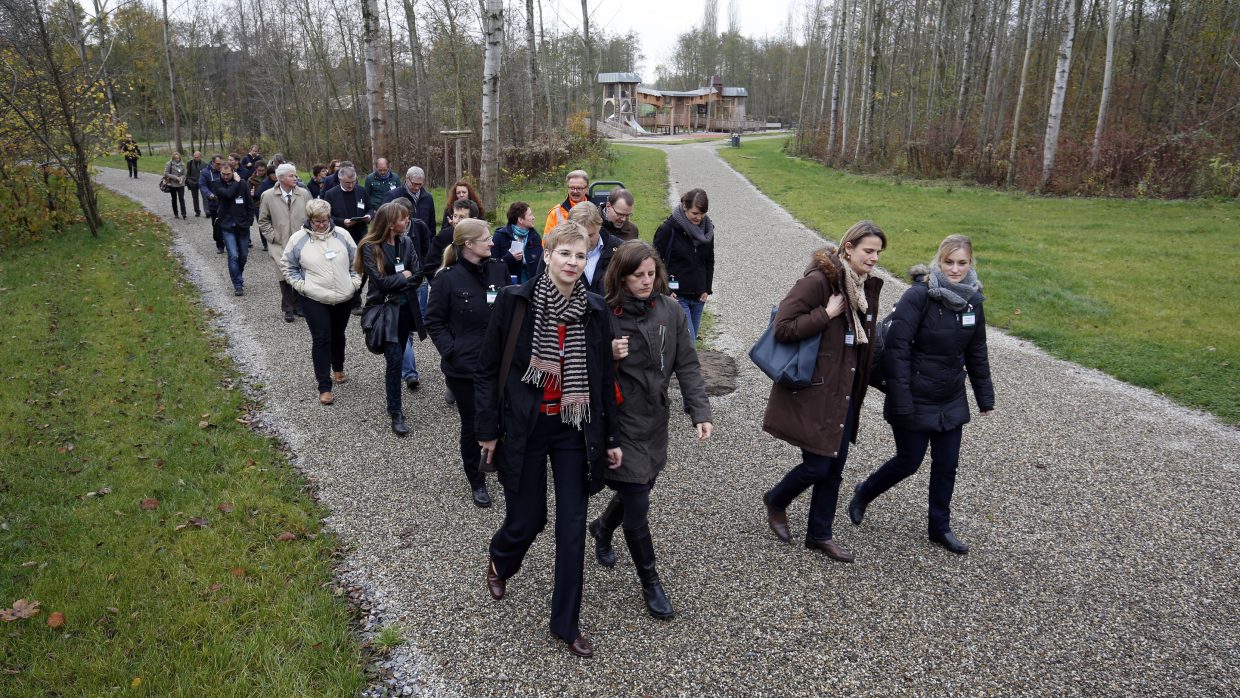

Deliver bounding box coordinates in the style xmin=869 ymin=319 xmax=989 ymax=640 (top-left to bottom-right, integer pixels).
xmin=259 ymin=163 xmax=314 ymax=322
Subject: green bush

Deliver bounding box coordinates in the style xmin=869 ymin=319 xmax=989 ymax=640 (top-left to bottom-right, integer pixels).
xmin=0 ymin=164 xmax=79 ymax=250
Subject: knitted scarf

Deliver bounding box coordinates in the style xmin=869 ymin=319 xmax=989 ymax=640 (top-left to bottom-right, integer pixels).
xmin=838 ymin=256 xmax=871 ymax=345
xmin=522 ymin=274 xmax=591 ymax=429
xmin=927 ymin=264 xmax=981 ymax=312
xmin=671 ymin=204 xmax=715 ymax=246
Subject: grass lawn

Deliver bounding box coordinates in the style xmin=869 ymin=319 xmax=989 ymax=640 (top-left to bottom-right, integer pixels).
xmin=720 ymin=136 xmax=1240 ymax=425
xmin=0 ymin=192 xmax=365 ymax=694
xmin=501 ymin=143 xmax=670 ymax=240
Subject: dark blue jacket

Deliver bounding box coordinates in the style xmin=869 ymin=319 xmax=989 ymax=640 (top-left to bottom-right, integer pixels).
xmin=492 ymin=224 xmax=544 ymax=284
xmin=881 ymin=281 xmax=994 ymax=433
xmin=584 ymin=230 xmax=622 ymax=297
xmin=473 ymin=279 xmax=620 ymax=492
xmin=198 ymin=166 xmax=223 ymax=215
xmin=653 ymin=216 xmax=715 ymax=298
xmin=211 ymin=178 xmax=252 ymax=229
xmin=424 ymin=257 xmax=512 ymax=379
xmin=322 ymin=185 xmax=372 ymax=240
xmin=383 ymin=185 xmax=436 ymax=235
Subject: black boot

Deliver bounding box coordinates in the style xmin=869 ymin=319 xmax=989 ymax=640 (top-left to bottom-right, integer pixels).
xmin=390 ymin=412 xmax=410 ymax=436
xmin=588 ymin=494 xmax=623 ymax=567
xmin=623 ymin=525 xmax=674 ymax=620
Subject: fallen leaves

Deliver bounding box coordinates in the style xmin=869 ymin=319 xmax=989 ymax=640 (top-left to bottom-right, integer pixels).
xmin=82 ymin=486 xmax=112 ymax=498
xmin=1 ymin=599 xmax=40 ymax=622
xmin=217 ymin=502 xmax=234 ymax=514
xmin=46 ymin=611 xmax=65 ymax=629
xmin=229 ymin=567 xmax=246 ymax=577
xmin=174 ymin=516 xmax=209 ymax=531
xmin=140 ymin=498 xmax=160 ymax=510
xmin=275 ymin=532 xmax=297 ymax=542
xmin=57 ymin=442 xmax=75 ymax=454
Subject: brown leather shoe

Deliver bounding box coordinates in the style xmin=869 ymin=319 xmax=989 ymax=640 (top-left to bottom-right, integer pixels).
xmin=486 ymin=559 xmax=505 ymax=600
xmin=763 ymin=490 xmax=791 ymax=544
xmin=565 ymin=635 xmax=594 ymax=658
xmin=318 ymin=391 xmax=334 ymax=405
xmin=333 ymin=371 xmax=348 ymax=384
xmin=805 ymin=538 xmax=855 ymax=562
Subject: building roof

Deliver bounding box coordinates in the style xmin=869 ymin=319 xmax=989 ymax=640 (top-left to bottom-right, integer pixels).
xmin=721 ymin=87 xmax=748 ymax=97
xmin=598 ymin=72 xmax=642 ymax=84
xmin=637 ymin=85 xmax=716 ymax=98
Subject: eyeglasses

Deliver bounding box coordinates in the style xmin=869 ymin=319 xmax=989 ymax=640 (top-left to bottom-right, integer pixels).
xmin=554 ymin=249 xmax=587 ymax=262
xmin=467 ymin=236 xmax=494 ymax=245
xmin=310 ymin=218 xmax=330 ymax=225
xmin=568 ymin=186 xmax=586 ymax=193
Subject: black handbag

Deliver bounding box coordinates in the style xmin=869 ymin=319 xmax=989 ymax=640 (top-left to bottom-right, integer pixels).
xmin=748 ymin=306 xmax=821 ymax=390
xmin=360 ymin=296 xmax=398 ymax=355
xmin=158 ymin=177 xmax=170 ymax=193
xmin=485 ymin=297 xmax=526 ymax=474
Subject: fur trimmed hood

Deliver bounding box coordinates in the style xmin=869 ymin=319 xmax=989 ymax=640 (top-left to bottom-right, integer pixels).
xmin=806 ymin=244 xmax=843 ymax=282
xmin=908 ymin=263 xmax=931 ymax=284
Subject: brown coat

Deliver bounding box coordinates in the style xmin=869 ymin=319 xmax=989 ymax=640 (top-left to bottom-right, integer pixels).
xmin=762 ymin=252 xmax=883 ymax=457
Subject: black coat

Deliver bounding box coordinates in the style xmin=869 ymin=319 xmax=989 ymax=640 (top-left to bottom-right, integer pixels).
xmin=211 ymin=178 xmax=252 ymax=228
xmin=584 ymin=231 xmax=623 ymax=297
xmin=423 ymin=224 xmax=454 ymax=279
xmin=881 ymin=282 xmax=994 ymax=433
xmin=360 ymin=236 xmax=427 ymax=341
xmin=653 ymin=216 xmax=715 ymax=298
xmin=474 ymin=280 xmax=620 ymax=490
xmin=322 ymin=185 xmax=372 ymax=239
xmin=382 ymin=186 xmax=437 ymax=235
xmin=424 ymin=257 xmax=512 ymax=379
xmin=492 ymin=224 xmax=544 ymax=283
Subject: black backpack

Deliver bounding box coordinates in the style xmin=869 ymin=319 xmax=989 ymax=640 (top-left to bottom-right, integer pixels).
xmin=868 ymin=294 xmax=931 ymax=393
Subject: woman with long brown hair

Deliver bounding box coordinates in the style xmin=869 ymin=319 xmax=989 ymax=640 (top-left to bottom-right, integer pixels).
xmin=439 ymin=179 xmax=485 ymax=228
xmin=355 ymin=202 xmax=426 ymax=435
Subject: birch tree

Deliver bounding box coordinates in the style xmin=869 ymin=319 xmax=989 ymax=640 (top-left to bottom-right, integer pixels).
xmin=525 ymin=0 xmax=542 ymax=139
xmin=581 ymin=0 xmax=595 ymax=138
xmin=1007 ymin=0 xmax=1036 ymax=188
xmin=161 ymin=0 xmax=182 ymax=155
xmin=1090 ymin=0 xmax=1119 ymax=169
xmin=480 ymin=0 xmax=502 ymax=214
xmin=1040 ymin=0 xmax=1078 ymax=191
xmin=360 ymin=0 xmax=388 ymax=163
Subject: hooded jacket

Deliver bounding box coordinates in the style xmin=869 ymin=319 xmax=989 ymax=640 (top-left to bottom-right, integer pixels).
xmin=762 ymin=250 xmax=883 ymax=457
xmin=281 ymin=223 xmax=362 ymax=305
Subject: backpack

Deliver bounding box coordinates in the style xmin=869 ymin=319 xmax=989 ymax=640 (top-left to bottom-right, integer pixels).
xmin=868 ymin=292 xmax=931 ymax=393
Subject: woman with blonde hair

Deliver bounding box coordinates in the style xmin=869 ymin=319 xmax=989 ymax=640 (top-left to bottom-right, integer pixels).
xmin=760 ymin=221 xmax=887 ymax=563
xmin=163 ymin=151 xmax=187 ymax=219
xmin=424 ymin=218 xmax=512 ymax=507
xmin=355 ymin=201 xmax=426 ymax=435
xmin=847 ymin=234 xmax=994 ymax=554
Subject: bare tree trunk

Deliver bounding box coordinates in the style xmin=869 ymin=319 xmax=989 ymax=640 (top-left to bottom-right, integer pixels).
xmin=480 ymin=0 xmax=503 ymax=215
xmin=856 ymin=0 xmax=881 ymax=161
xmin=525 ymin=0 xmax=543 ymax=139
xmin=797 ymin=0 xmax=823 ymax=154
xmin=840 ymin=0 xmax=854 ymax=159
xmin=953 ymin=0 xmax=978 ymax=140
xmin=826 ymin=0 xmax=846 ymax=159
xmin=1007 ymin=0 xmax=1036 ymax=188
xmin=90 ymin=0 xmax=118 ymax=114
xmin=161 ymin=0 xmax=183 ymax=155
xmin=361 ymin=0 xmax=389 ymax=164
xmin=1090 ymin=0 xmax=1119 ymax=169
xmin=817 ymin=0 xmax=839 ymax=127
xmin=581 ymin=0 xmax=596 ymax=138
xmin=1040 ymin=0 xmax=1078 ymax=192
xmin=853 ymin=0 xmax=872 ymax=161
xmin=980 ymin=0 xmax=1012 ymax=148
xmin=385 ymin=0 xmax=401 ymax=162
xmin=401 ymin=0 xmax=430 ymax=147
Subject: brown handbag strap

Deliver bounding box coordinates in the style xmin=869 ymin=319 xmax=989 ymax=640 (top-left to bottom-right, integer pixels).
xmin=497 ymin=297 xmax=527 ymax=405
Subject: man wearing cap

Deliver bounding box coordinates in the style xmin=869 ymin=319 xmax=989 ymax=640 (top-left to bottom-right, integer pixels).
xmin=259 ymin=163 xmax=313 ymax=322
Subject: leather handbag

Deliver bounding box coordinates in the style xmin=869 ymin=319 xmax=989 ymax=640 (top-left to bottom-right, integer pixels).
xmin=748 ymin=306 xmax=821 ymax=390
xmin=158 ymin=177 xmax=170 ymax=193
xmin=360 ymin=296 xmax=398 ymax=355
xmin=484 ymin=297 xmax=526 ymax=474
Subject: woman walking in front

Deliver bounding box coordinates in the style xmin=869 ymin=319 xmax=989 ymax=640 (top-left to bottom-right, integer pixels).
xmin=653 ymin=188 xmax=715 ymax=344
xmin=423 ymin=218 xmax=511 ymax=508
xmin=847 ymin=235 xmax=994 ymax=554
xmin=356 ymin=202 xmax=426 ymax=436
xmin=163 ymin=152 xmax=187 ymax=219
xmin=588 ymin=240 xmax=712 ymax=620
xmin=282 ymin=199 xmax=362 ymax=406
xmin=476 ymin=221 xmax=622 ymax=658
xmin=760 ymin=221 xmax=886 ymax=562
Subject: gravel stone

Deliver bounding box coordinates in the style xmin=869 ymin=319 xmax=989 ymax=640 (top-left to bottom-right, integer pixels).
xmin=98 ymin=157 xmax=1238 ymax=696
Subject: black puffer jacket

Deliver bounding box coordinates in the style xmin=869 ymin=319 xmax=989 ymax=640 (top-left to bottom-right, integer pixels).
xmin=424 ymin=257 xmax=512 ymax=379
xmin=653 ymin=216 xmax=714 ymax=298
xmin=881 ymin=271 xmax=994 ymax=433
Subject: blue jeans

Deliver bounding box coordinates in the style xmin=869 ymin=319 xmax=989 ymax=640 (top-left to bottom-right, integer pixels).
xmin=677 ymin=297 xmax=705 ymax=344
xmin=222 ymin=226 xmax=248 ymax=290
xmin=401 ymin=281 xmax=429 ymax=381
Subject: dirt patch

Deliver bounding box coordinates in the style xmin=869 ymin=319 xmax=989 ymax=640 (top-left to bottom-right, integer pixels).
xmin=671 ymin=349 xmax=737 ymax=397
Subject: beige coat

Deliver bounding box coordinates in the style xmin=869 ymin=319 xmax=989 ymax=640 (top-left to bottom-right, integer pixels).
xmin=258 ymin=185 xmax=312 ymax=265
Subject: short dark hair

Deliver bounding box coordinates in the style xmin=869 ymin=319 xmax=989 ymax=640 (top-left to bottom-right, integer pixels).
xmin=608 ymin=188 xmax=634 ymax=206
xmin=506 ymin=201 xmax=531 ymax=225
xmin=312 ymin=163 xmax=328 ymax=177
xmin=453 ymin=198 xmax=480 ymax=218
xmin=680 ymin=188 xmax=708 ymax=213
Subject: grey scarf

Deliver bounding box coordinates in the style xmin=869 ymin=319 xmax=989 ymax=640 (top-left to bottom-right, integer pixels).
xmin=671 ymin=204 xmax=715 ymax=246
xmin=927 ymin=264 xmax=982 ymax=312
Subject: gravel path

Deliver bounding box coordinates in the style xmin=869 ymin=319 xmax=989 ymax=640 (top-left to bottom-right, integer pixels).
xmin=99 ymin=159 xmax=1238 ymax=696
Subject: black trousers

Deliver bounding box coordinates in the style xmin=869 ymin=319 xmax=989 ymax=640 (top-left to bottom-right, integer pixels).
xmin=209 ymin=212 xmax=223 ymax=250
xmin=168 ymin=187 xmax=186 ymax=217
xmin=490 ymin=413 xmax=589 ymax=642
xmin=125 ymin=158 xmax=138 ymax=177
xmin=604 ymin=479 xmax=656 ymax=531
xmin=444 ymin=375 xmax=484 ymax=489
xmin=301 ymin=296 xmax=351 ymax=393
xmin=189 ymin=185 xmax=201 ymax=215
xmin=767 ymin=405 xmax=858 ymax=541
xmin=381 ymin=304 xmax=415 ymax=416
xmin=855 ymin=425 xmax=963 ymax=535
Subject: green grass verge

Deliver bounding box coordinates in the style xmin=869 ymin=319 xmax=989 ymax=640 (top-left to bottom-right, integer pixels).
xmin=502 ymin=144 xmax=670 ymax=240
xmin=0 ymin=191 xmax=365 ymax=694
xmin=720 ymin=136 xmax=1240 ymax=425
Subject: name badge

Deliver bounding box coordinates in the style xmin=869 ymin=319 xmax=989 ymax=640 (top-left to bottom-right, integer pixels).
xmin=669 ymin=277 xmax=680 ymax=291
xmin=324 ymin=249 xmax=338 ymax=260
xmin=844 ymin=331 xmax=855 ymax=346
xmin=234 ymin=196 xmax=244 ymax=204
xmin=962 ymin=312 xmax=976 ymax=327
xmin=486 ymin=287 xmax=498 ymax=305
xmin=394 ymin=263 xmax=405 ymax=273
xmin=866 ymin=314 xmax=873 ymax=322
xmin=356 ymin=200 xmax=365 ymax=209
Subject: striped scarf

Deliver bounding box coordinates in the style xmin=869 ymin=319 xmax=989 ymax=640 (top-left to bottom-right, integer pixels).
xmin=522 ymin=274 xmax=591 ymax=429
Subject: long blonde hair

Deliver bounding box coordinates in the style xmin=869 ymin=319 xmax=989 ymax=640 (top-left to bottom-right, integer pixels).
xmin=439 ymin=218 xmax=490 ymax=274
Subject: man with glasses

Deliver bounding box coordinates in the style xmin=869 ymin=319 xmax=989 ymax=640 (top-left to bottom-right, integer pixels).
xmin=258 ymin=163 xmax=313 ymax=322
xmin=599 ymin=188 xmax=638 ymax=242
xmin=543 ymin=169 xmax=589 ymax=236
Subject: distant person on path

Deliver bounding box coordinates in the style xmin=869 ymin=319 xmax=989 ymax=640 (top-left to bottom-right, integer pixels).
xmin=258 ymin=163 xmax=313 ymax=322
xmin=600 ymin=188 xmax=638 ymax=242
xmin=440 ymin=180 xmax=485 ymax=229
xmin=760 ymin=221 xmax=887 ymax=563
xmin=477 ymin=221 xmax=622 ymax=659
xmin=382 ymin=166 xmax=435 ymax=235
xmin=281 ymin=199 xmax=362 ymax=406
xmin=492 ymin=201 xmax=544 ymax=284
xmin=365 ymin=158 xmax=400 ymax=211
xmin=198 ymin=154 xmax=225 ymax=254
xmin=308 ymin=164 xmax=328 ymax=199
xmin=240 ymin=144 xmax=262 ymax=173
xmin=186 ymin=151 xmax=206 ymax=216
xmin=653 ymin=188 xmax=715 ymax=343
xmin=543 ymin=170 xmax=589 ymax=235
xmin=589 ymin=240 xmax=712 ymax=621
xmin=163 ymin=151 xmax=188 ymax=219
xmin=423 ymin=218 xmax=511 ymax=508
xmin=356 ymin=202 xmax=426 ymax=436
xmin=121 ymin=135 xmax=141 ymax=178
xmin=323 ymin=159 xmax=348 ymax=191
xmin=211 ymin=161 xmax=253 ymax=296
xmin=568 ymin=200 xmax=620 ymax=296
xmin=847 ymin=234 xmax=994 ymax=555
